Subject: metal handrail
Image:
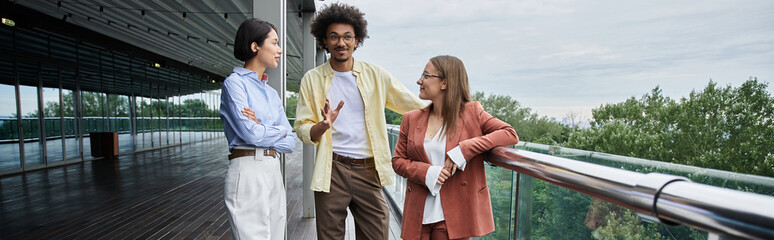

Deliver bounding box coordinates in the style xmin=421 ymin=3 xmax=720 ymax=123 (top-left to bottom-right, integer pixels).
xmin=488 ymin=146 xmax=774 ymax=240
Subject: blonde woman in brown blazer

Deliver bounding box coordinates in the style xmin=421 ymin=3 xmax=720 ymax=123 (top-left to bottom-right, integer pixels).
xmin=392 ymin=55 xmax=519 ymax=240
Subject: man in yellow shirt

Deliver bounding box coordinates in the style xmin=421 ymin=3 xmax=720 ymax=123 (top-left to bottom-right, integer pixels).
xmin=294 ymin=3 xmax=425 ymax=240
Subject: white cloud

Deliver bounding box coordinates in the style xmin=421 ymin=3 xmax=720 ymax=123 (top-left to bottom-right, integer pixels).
xmin=539 ymin=44 xmax=615 ymax=60
xmin=316 ymin=0 xmax=774 ymax=120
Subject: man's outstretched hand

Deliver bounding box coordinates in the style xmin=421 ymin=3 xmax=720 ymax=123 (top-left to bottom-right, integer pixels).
xmin=310 ymin=98 xmax=344 ymax=142
xmin=320 ymin=98 xmax=345 ymax=128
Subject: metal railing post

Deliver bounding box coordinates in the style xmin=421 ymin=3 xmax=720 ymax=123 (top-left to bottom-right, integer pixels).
xmin=302 ymin=143 xmax=316 ymax=218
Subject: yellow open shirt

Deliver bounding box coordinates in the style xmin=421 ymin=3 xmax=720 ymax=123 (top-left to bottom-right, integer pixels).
xmin=294 ymin=59 xmax=426 ymax=192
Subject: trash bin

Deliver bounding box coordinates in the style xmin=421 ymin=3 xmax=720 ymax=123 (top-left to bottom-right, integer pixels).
xmin=89 ymin=132 xmax=118 ymax=158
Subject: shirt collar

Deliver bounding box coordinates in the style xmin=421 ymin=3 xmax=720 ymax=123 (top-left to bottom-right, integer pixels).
xmin=233 ymin=67 xmax=269 ymax=81
xmin=322 ymin=58 xmax=362 ymax=77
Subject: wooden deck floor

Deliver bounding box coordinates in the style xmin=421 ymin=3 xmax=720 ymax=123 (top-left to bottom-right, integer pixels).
xmin=0 ymin=138 xmax=401 ymax=239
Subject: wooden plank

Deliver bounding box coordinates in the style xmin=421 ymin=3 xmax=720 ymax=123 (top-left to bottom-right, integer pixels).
xmin=0 ymin=137 xmax=401 ymax=239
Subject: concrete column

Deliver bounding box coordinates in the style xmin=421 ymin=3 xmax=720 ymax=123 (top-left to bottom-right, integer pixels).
xmin=253 ymin=0 xmax=287 ymax=184
xmin=253 ymin=0 xmax=286 ymax=102
xmin=253 ymin=3 xmax=288 ymax=238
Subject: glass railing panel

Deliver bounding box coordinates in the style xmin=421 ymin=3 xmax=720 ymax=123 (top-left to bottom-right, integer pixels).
xmin=384 ymin=125 xmax=406 ymax=213
xmin=483 ymin=163 xmax=515 ymax=240
xmin=384 ymin=127 xmax=774 ymax=239
xmin=516 ymin=174 xmax=700 ymax=240
xmin=384 ymin=125 xmax=516 ymax=239
xmin=514 ymin=142 xmax=774 ymax=197
xmin=510 ymin=142 xmax=774 ymax=239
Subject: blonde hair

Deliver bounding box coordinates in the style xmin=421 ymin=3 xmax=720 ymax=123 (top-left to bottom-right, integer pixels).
xmin=428 ymin=55 xmax=470 ymax=138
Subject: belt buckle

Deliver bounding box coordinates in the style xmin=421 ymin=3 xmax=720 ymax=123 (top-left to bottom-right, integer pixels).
xmin=263 ymin=149 xmax=277 ymax=158
xmin=348 ymin=157 xmax=363 ymax=166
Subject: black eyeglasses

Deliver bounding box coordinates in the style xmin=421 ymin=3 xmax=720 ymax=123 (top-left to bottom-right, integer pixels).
xmin=420 ymin=72 xmax=443 ymax=80
xmin=327 ymin=34 xmax=355 ymax=44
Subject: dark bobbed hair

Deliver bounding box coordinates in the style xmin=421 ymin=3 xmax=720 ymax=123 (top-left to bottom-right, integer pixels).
xmin=233 ymin=18 xmax=277 ymax=61
xmin=310 ymin=3 xmax=368 ymax=52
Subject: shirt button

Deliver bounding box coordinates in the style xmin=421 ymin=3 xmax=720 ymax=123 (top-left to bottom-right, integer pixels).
xmin=461 ymin=181 xmax=468 ymax=186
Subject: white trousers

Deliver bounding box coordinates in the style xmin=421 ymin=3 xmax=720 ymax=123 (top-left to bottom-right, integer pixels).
xmin=224 ymin=153 xmax=286 ymax=240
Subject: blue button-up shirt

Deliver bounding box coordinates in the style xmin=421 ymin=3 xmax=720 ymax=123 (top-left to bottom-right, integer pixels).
xmin=220 ymin=67 xmax=296 ymax=153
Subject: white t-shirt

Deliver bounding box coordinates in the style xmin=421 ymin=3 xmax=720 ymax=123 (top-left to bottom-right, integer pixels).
xmin=328 ymin=70 xmax=372 ymax=159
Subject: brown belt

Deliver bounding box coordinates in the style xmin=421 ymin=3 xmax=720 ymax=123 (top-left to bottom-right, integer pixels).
xmin=228 ymin=148 xmax=277 ymax=160
xmin=332 ymin=152 xmax=374 ymax=165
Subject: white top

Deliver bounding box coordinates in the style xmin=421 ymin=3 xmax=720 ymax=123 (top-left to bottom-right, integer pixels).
xmin=328 ymin=70 xmax=372 ymax=159
xmin=422 ymin=127 xmax=469 ymax=224
xmin=422 ymin=130 xmax=446 ymax=224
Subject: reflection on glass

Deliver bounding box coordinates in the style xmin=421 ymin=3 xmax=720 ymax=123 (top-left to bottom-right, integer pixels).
xmin=112 ymin=94 xmax=131 ymax=153
xmin=198 ymin=92 xmax=203 ymax=142
xmin=81 ymin=91 xmax=103 ymax=160
xmin=159 ymin=97 xmax=168 ymax=146
xmin=134 ymin=96 xmax=143 ymax=150
xmin=19 ymin=85 xmax=42 ymax=166
xmin=0 ymin=83 xmax=21 ymax=170
xmin=43 ymin=87 xmax=63 ymax=163
xmin=141 ymin=97 xmax=152 ymax=149
xmin=151 ymin=98 xmax=161 ymax=147
xmin=512 ymin=142 xmax=774 ymax=239
xmin=168 ymin=96 xmax=177 ymax=145
xmin=63 ymin=88 xmax=80 ymax=161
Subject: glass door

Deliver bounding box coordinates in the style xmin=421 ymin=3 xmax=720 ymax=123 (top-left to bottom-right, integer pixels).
xmin=41 ymin=65 xmax=63 ymax=163
xmin=17 ymin=61 xmax=43 ymax=168
xmin=0 ymin=59 xmax=21 ymax=171
xmin=62 ymin=67 xmax=81 ymax=162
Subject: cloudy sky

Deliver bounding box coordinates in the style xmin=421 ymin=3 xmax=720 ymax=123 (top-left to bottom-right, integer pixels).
xmin=317 ymin=0 xmax=774 ymax=120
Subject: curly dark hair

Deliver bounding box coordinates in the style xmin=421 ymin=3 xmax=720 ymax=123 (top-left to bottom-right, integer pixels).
xmin=310 ymin=3 xmax=369 ymax=51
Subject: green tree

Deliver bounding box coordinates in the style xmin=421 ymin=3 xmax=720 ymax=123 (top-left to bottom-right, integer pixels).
xmin=472 ymin=91 xmax=569 ymax=144
xmin=42 ymin=101 xmax=60 ymax=117
xmin=594 ymin=209 xmax=663 ymax=240
xmin=106 ymin=94 xmax=129 ymax=117
xmin=563 ymin=78 xmax=773 ymax=239
xmin=530 ymin=180 xmax=593 ymax=240
xmin=81 ymin=92 xmax=102 ymax=117
xmin=566 ymin=78 xmax=774 ymax=177
xmin=385 ymin=109 xmax=403 ymax=125
xmin=286 ymin=93 xmax=297 ymax=119
xmin=482 ymin=165 xmax=515 ymax=240
xmin=180 ymin=99 xmax=211 ymax=117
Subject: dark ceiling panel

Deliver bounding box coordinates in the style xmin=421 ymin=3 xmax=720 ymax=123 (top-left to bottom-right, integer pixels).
xmin=14 ymin=0 xmax=248 ymax=77
xmin=3 ymin=0 xmax=315 ymax=99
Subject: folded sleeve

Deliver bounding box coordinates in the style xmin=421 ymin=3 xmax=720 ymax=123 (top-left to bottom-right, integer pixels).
xmin=424 ymin=166 xmax=443 ymax=196
xmin=294 ymin=73 xmax=320 ymax=145
xmin=221 ymin=79 xmax=288 ymax=147
xmin=446 ymin=146 xmax=467 ymax=171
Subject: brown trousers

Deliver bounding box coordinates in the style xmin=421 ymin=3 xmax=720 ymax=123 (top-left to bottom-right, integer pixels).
xmin=421 ymin=221 xmax=470 ymax=240
xmin=314 ymin=159 xmax=390 ymax=240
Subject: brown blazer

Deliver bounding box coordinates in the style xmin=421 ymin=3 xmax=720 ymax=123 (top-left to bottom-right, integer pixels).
xmin=392 ymin=101 xmax=519 ymax=240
